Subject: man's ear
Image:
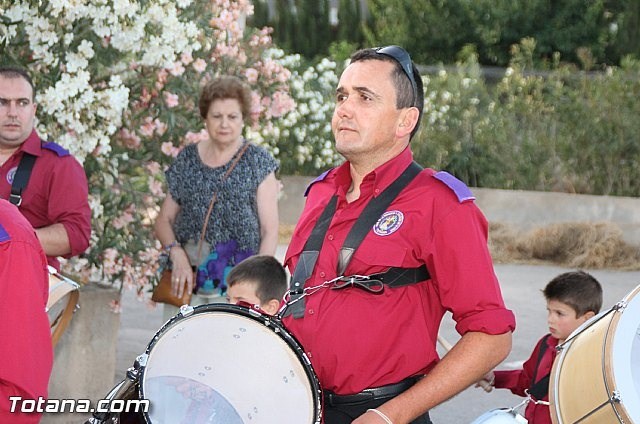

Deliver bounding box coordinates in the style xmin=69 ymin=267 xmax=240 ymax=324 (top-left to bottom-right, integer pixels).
xmin=396 ymin=107 xmax=419 ymax=138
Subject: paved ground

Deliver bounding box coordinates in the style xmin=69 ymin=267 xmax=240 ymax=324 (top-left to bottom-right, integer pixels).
xmin=114 ymin=246 xmax=640 ymax=423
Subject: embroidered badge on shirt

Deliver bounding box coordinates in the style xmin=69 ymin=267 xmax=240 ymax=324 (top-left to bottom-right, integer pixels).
xmin=373 ymin=210 xmax=404 ymax=236
xmin=6 ymin=166 xmax=17 ymax=185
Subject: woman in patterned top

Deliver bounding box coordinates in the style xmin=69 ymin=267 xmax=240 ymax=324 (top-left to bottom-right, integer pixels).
xmin=154 ymin=75 xmax=279 ymax=317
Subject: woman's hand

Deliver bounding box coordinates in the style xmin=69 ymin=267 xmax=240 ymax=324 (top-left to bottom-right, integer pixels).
xmin=169 ymin=247 xmax=194 ymax=298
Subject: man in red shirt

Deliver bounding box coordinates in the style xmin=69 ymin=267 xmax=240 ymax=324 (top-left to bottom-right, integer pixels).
xmin=0 ymin=66 xmax=91 ymax=270
xmin=282 ymin=46 xmax=515 ymax=423
xmin=0 ymin=199 xmax=53 ymax=423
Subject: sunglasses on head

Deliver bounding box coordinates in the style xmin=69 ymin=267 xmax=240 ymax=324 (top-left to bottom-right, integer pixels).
xmin=374 ymin=45 xmax=418 ymax=104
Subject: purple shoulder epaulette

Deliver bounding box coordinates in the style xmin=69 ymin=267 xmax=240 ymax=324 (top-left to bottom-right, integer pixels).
xmin=304 ymin=168 xmax=333 ymax=197
xmin=0 ymin=223 xmax=10 ymax=242
xmin=433 ymin=171 xmax=475 ymax=203
xmin=42 ymin=141 xmax=70 ymax=157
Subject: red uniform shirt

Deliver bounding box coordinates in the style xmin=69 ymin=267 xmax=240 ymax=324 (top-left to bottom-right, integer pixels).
xmin=0 ymin=200 xmax=53 ymax=423
xmin=494 ymin=334 xmax=558 ymax=424
xmin=283 ymin=147 xmax=515 ymax=394
xmin=0 ymin=130 xmax=91 ymax=269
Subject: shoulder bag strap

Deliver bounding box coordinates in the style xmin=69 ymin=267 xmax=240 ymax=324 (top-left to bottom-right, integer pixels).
xmin=196 ymin=142 xmax=250 ymax=260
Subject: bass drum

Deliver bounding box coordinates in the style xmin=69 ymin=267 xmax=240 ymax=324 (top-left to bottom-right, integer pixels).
xmin=470 ymin=408 xmax=528 ymax=424
xmin=137 ymin=303 xmax=322 ymax=423
xmin=88 ymin=303 xmax=322 ymax=424
xmin=550 ymin=284 xmax=640 ymax=423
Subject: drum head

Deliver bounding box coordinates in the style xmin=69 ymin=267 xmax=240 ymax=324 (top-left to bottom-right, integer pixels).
xmin=140 ymin=304 xmax=320 ymax=423
xmin=470 ymin=408 xmax=528 ymax=424
xmin=610 ymin=284 xmax=640 ymax=420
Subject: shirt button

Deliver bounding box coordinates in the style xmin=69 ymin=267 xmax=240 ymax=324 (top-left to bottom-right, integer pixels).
xmin=308 ymin=309 xmax=314 ymax=315
xmin=328 ymin=234 xmax=334 ymax=241
xmin=319 ymin=272 xmax=326 ymax=278
xmin=374 ymin=188 xmax=380 ymax=194
xmin=307 ymin=351 xmax=313 ymax=358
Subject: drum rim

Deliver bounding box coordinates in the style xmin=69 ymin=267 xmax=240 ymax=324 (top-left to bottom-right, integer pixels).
xmin=138 ymin=303 xmax=322 ymax=424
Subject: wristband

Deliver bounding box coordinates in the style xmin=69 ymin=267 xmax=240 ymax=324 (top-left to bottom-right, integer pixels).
xmin=367 ymin=408 xmax=393 ymax=424
xmin=163 ymin=240 xmax=180 ymax=253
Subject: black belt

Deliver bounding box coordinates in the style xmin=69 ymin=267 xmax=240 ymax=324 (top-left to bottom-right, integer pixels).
xmin=323 ymin=376 xmax=421 ymax=406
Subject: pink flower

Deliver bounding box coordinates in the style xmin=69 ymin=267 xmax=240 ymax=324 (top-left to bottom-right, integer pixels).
xmin=250 ymin=91 xmax=263 ymax=121
xmin=269 ymin=91 xmax=295 ymax=118
xmin=146 ymin=161 xmax=161 ymax=175
xmin=245 ymin=68 xmax=259 ymax=84
xmin=154 ymin=119 xmax=168 ymax=136
xmin=184 ymin=129 xmax=209 ymax=144
xmin=168 ymin=61 xmax=185 ymax=77
xmin=119 ymin=128 xmax=141 ymax=148
xmin=161 ymin=142 xmax=181 ymax=157
xmin=180 ymin=52 xmax=194 ymax=65
xmin=109 ymin=299 xmax=122 ymax=314
xmin=140 ymin=117 xmax=155 ymax=137
xmin=192 ymin=58 xmax=207 ymax=73
xmin=163 ymin=91 xmax=180 ymax=108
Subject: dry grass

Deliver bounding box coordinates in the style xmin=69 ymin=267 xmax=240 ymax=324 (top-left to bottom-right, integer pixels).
xmin=279 ymin=224 xmax=296 ymax=244
xmin=281 ymin=221 xmax=640 ymax=270
xmin=490 ymin=221 xmax=640 ymax=270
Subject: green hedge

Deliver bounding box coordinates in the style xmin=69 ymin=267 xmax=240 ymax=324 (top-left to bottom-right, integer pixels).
xmin=412 ymin=45 xmax=640 ymax=197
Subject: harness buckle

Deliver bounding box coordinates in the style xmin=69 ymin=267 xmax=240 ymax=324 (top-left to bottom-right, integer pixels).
xmin=9 ymin=193 xmax=23 ymax=206
xmin=332 ymin=275 xmax=385 ymax=293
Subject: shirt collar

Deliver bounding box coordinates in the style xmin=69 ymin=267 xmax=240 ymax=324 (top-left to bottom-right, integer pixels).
xmin=335 ymin=146 xmax=414 ymax=197
xmin=20 ymin=129 xmax=43 ymax=157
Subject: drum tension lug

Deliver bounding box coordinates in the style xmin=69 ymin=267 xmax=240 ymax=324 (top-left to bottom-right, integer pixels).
xmin=135 ymin=353 xmax=148 ymax=369
xmin=179 ymin=304 xmax=195 ymax=316
xmin=613 ymin=300 xmax=627 ymax=312
xmin=611 ymin=390 xmax=622 ymax=403
xmin=126 ymin=367 xmax=139 ymax=381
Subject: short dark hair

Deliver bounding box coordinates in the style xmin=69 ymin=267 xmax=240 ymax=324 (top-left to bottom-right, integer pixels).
xmin=0 ymin=65 xmax=35 ymax=100
xmin=227 ymin=255 xmax=287 ymax=304
xmin=349 ymin=47 xmax=424 ymax=140
xmin=198 ymin=75 xmax=252 ymax=120
xmin=543 ymin=271 xmax=603 ymax=316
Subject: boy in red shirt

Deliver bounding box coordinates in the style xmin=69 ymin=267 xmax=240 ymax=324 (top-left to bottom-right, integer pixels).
xmin=478 ymin=271 xmax=602 ymax=424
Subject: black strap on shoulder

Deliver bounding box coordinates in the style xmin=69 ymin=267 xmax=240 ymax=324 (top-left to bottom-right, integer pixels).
xmin=528 ymin=334 xmax=551 ymax=400
xmin=337 ymin=161 xmax=423 ymax=275
xmin=284 ymin=161 xmax=426 ymax=319
xmin=10 ymin=153 xmax=36 ymax=206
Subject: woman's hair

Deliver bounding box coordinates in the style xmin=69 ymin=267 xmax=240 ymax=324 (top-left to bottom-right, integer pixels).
xmin=198 ymin=75 xmax=252 ymax=120
xmin=543 ymin=270 xmax=603 ymax=316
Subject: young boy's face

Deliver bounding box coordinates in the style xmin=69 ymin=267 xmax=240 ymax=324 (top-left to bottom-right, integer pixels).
xmin=546 ymin=299 xmax=595 ymax=342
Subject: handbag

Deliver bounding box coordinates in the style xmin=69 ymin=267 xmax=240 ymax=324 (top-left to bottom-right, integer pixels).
xmin=151 ymin=269 xmax=194 ymax=307
xmin=152 ymin=141 xmax=250 ymax=306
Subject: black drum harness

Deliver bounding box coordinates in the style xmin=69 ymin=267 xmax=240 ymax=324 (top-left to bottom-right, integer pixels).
xmin=8 ymin=152 xmax=36 ymax=207
xmin=282 ymin=161 xmax=431 ymax=319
